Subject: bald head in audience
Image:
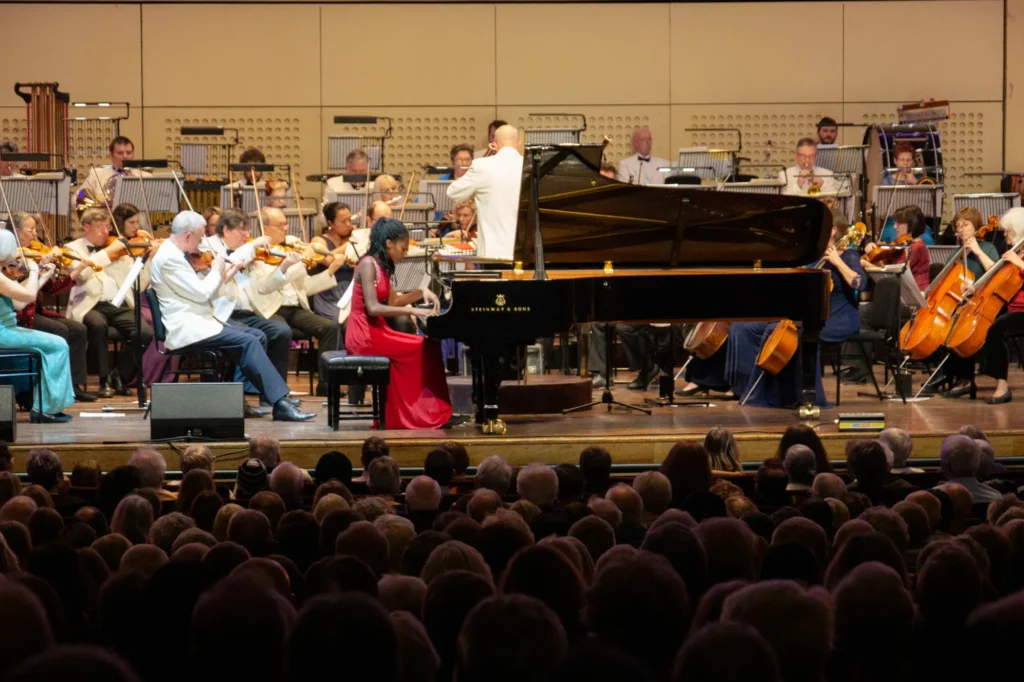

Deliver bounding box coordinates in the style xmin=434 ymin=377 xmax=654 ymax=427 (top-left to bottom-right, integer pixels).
xmin=407 ymin=476 xmax=443 ymax=512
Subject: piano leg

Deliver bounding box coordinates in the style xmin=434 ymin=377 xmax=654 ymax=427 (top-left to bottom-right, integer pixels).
xmin=470 ymin=346 xmax=484 ymax=426
xmin=472 ymin=345 xmax=508 ymax=435
xmin=799 ymin=320 xmax=823 ymax=420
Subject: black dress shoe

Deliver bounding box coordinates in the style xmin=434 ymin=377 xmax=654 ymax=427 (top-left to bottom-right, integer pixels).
xmin=107 ymin=370 xmax=130 ymax=396
xmin=943 ymin=384 xmax=973 ymax=399
xmin=676 ymin=385 xmax=704 ymax=397
xmin=987 ymin=390 xmax=1012 ymax=405
xmin=627 ymin=370 xmax=657 ymax=391
xmin=261 ymin=396 xmax=301 ymax=408
xmin=244 ymin=403 xmax=271 ymax=418
xmin=74 ymin=386 xmax=98 ymax=402
xmin=272 ymin=400 xmax=316 ymax=422
xmin=97 ymin=385 xmax=114 ymax=399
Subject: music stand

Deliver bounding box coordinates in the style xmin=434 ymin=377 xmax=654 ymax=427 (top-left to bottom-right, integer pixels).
xmin=872 ymin=184 xmax=944 ymax=225
xmin=564 ymin=325 xmax=651 ymax=416
xmin=677 ymin=149 xmax=735 ymax=181
xmin=815 ymin=145 xmax=867 ymax=175
xmin=113 ymin=175 xmax=180 ymax=219
xmin=862 ymin=263 xmax=926 ymax=403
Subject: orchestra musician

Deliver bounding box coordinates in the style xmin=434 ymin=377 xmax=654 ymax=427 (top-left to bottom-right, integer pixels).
xmin=239 ymin=207 xmax=344 ymax=395
xmin=65 ymin=208 xmax=153 ymax=398
xmin=475 ymin=120 xmax=508 ymax=159
xmin=432 ymin=199 xmax=477 ymax=241
xmin=11 ymin=212 xmax=94 ymax=402
xmin=599 ymin=161 xmax=616 ymax=179
xmin=203 ymin=206 xmax=222 ymax=238
xmin=447 ymin=124 xmax=523 ymax=261
xmin=373 ymin=175 xmax=402 ymax=207
xmin=322 ymin=149 xmax=374 ymax=207
xmin=862 ymin=205 xmax=931 ymax=290
xmin=347 ymin=218 xmax=452 ymax=429
xmin=204 ymin=208 xmax=293 ymax=412
xmin=0 ymin=230 xmax=75 ymax=423
xmin=615 ymin=129 xmax=669 ymax=186
xmin=367 ymin=201 xmax=393 ymax=230
xmin=881 ymin=142 xmax=922 ymax=186
xmin=227 ymin=148 xmax=267 ymax=188
xmin=975 ymin=207 xmax=1024 ymax=404
xmin=149 ymin=210 xmax=315 ymax=422
xmin=439 ymin=145 xmax=474 ymax=180
xmin=725 ymin=216 xmax=867 ymax=407
xmin=77 ymin=136 xmax=142 ymax=209
xmin=265 ymin=180 xmax=290 ymax=209
xmin=816 ymin=117 xmax=839 ymax=145
xmin=780 ymin=138 xmax=838 ymax=196
xmin=310 ymin=201 xmax=362 ymax=323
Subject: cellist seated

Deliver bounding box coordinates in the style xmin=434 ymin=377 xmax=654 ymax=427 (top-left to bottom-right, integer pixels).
xmin=724 ymin=218 xmax=867 ymax=408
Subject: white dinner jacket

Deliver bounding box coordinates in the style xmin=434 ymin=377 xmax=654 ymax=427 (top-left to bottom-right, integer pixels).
xmin=64 ymin=237 xmax=147 ymax=322
xmin=447 ymin=146 xmax=523 ymax=261
xmin=779 ymin=165 xmax=839 ymax=195
xmin=149 ymin=240 xmax=224 ymax=350
xmin=241 ymin=236 xmax=338 ymax=319
xmin=615 ymin=153 xmax=671 ymax=186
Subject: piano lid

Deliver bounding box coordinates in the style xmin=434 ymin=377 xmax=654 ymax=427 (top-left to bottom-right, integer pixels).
xmin=514 ymin=146 xmax=832 ymax=269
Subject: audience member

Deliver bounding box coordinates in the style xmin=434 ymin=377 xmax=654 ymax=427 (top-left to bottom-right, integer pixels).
xmin=579 ymin=446 xmax=612 ymax=495
xmin=474 ymin=455 xmax=512 ymax=495
xmin=939 ymin=435 xmax=1002 ymax=503
xmin=660 ymin=440 xmax=713 ymax=507
xmin=424 ymin=449 xmax=455 ymax=488
xmin=517 ymin=463 xmax=558 ymax=509
xmin=777 ymin=424 xmax=831 ymax=473
xmin=704 ymin=426 xmax=742 ymax=473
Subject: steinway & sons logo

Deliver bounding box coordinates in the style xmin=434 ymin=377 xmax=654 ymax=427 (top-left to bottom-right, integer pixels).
xmin=470 ymin=293 xmax=531 ymax=313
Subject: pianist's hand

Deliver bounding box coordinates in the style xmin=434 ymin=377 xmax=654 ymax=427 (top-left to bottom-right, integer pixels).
xmin=421 ymin=287 xmax=440 ymax=314
xmin=410 ymin=307 xmax=435 ymax=318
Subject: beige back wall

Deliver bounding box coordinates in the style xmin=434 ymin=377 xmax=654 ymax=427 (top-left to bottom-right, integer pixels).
xmin=0 ymin=1 xmax=1012 ymax=206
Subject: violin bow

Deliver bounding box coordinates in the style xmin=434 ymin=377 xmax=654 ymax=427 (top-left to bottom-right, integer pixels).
xmin=90 ymin=164 xmax=124 ymax=240
xmin=251 ymin=165 xmax=263 ymax=237
xmin=362 ymin=157 xmax=372 ymax=227
xmin=23 ymin=178 xmax=55 ymax=249
xmin=291 ymin=171 xmax=309 ymax=244
xmin=135 ymin=166 xmax=156 ymax=240
xmin=170 ymin=169 xmax=215 ymax=252
xmin=0 ymin=179 xmax=29 ymax=271
xmin=398 ymin=170 xmax=416 ymax=223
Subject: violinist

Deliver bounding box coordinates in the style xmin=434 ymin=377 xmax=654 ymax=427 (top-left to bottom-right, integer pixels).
xmin=880 ymin=142 xmax=921 ymax=186
xmin=11 ymin=212 xmax=95 ymax=402
xmin=725 ymin=214 xmax=867 ymax=407
xmin=310 ymin=201 xmax=361 ymax=323
xmin=0 ymin=230 xmax=75 ymax=423
xmin=203 ymin=206 xmax=222 ymax=238
xmin=239 ymin=207 xmax=344 ymax=396
xmin=431 ymin=199 xmax=477 ymax=241
xmin=113 ymin=203 xmax=161 ymax=260
xmin=975 ymin=207 xmax=1024 ymax=404
xmin=65 ymin=208 xmax=153 ymax=398
xmin=862 ymin=205 xmax=931 ymax=290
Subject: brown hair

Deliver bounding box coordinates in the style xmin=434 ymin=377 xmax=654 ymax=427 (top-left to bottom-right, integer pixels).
xmin=893 ymin=142 xmax=915 ymax=159
xmin=955 ymin=206 xmax=984 ymax=232
xmin=239 ymin=147 xmax=266 ymax=164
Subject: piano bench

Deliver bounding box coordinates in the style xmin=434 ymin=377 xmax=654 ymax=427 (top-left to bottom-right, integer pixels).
xmin=319 ymin=351 xmax=390 ymax=430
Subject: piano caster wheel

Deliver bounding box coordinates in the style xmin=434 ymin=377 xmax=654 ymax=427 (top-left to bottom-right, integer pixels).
xmin=482 ymin=418 xmax=507 ymax=435
xmin=798 ymin=404 xmax=821 ymax=421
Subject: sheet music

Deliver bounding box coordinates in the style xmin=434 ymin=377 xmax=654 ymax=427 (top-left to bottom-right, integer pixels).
xmin=111 ymin=257 xmax=146 ymax=308
xmin=113 ymin=176 xmax=180 ymax=213
xmin=0 ymin=175 xmax=72 ymax=216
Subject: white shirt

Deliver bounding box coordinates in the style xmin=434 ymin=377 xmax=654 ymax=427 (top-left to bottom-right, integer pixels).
xmin=780 ymin=165 xmax=839 ymax=196
xmin=149 ymin=239 xmax=224 ymax=350
xmin=447 ymin=146 xmax=523 ymax=261
xmin=322 ymin=176 xmax=374 ymax=207
xmin=616 ymin=153 xmax=671 ymax=186
xmin=205 ymin=234 xmax=256 ymax=319
xmin=64 ymin=237 xmax=137 ymax=321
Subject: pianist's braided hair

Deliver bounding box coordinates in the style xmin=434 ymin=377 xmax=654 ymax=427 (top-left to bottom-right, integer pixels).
xmin=368 ymin=218 xmax=410 ymax=279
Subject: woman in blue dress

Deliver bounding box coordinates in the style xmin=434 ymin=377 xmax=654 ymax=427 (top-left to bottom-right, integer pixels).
xmin=0 ymin=230 xmax=75 ymax=422
xmin=725 ymin=222 xmax=867 ymax=408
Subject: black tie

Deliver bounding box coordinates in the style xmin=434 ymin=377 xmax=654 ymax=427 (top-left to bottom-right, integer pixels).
xmin=638 ymin=156 xmax=650 ymax=163
xmin=226 ymin=249 xmax=235 ymax=256
xmin=87 ymin=244 xmax=103 ymax=253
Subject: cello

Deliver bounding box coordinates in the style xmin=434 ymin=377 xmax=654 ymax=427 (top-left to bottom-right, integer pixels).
xmin=944 ymin=223 xmax=1024 ymax=358
xmin=899 ymin=218 xmax=995 ymax=360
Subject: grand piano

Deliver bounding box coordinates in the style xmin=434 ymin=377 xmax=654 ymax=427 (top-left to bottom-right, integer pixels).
xmin=424 ymin=145 xmax=832 ymax=433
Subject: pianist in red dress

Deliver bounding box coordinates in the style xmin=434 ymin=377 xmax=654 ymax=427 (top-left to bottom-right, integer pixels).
xmin=346 ymin=218 xmax=453 ymax=430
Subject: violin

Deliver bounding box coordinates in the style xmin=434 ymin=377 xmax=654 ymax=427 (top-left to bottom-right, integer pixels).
xmin=126 ymin=229 xmax=155 ymax=258
xmin=188 ymin=251 xmax=214 ymax=272
xmin=864 ymin=232 xmax=913 ymax=266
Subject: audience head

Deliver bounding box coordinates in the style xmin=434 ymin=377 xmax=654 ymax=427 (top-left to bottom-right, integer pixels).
xmin=406 ymin=475 xmax=443 ymax=512
xmin=673 ymin=621 xmax=781 ymax=682
xmin=180 ymin=445 xmax=214 ymax=475
xmin=475 ymin=455 xmax=512 ymax=494
xmin=811 ymin=472 xmax=846 ymax=499
xmin=846 ymin=439 xmax=890 ymax=488
xmin=25 ymin=449 xmax=63 ymax=491
xmin=235 ymin=458 xmax=269 ymax=498
xmin=467 ymin=488 xmax=502 ymax=522
xmin=368 ymin=456 xmax=401 ymax=497
xmin=516 ymin=463 xmax=558 ymax=509
xmin=247 ymin=435 xmax=281 ymax=472
xmin=783 ymin=445 xmax=817 ymax=485
xmin=267 ymin=461 xmax=304 ymax=503
xmin=633 ymin=471 xmax=672 ymax=516
xmin=661 ymin=440 xmax=713 ymax=505
xmin=424 ymin=448 xmax=455 ymax=487
xmin=940 ymin=434 xmax=982 ymax=479
xmin=754 ymin=459 xmax=790 ymax=507
xmin=421 ymin=541 xmax=492 ymax=586
xmin=227 ymin=509 xmax=274 ymax=557
xmin=314 ymin=451 xmax=353 ymax=487
xmin=878 ymin=428 xmax=913 ymax=469
xmin=605 ymin=484 xmax=644 ymax=526
xmin=704 ymin=426 xmax=742 ymax=472
xmin=127 ymin=449 xmax=165 ymax=489
xmin=553 ymin=464 xmax=584 ymax=504
xmin=361 ymin=436 xmax=390 ymax=470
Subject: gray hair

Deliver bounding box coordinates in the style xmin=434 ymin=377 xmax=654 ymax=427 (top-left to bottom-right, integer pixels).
xmin=269 ymin=461 xmax=305 ymax=501
xmin=128 ymin=448 xmax=167 ymax=488
xmin=25 ymin=449 xmax=63 ymax=490
xmin=1001 ymin=206 xmax=1024 ymax=243
xmin=353 ymin=495 xmax=394 ymax=522
xmin=475 ymin=455 xmax=512 ymax=494
xmin=605 ymin=483 xmax=644 ymax=525
xmin=811 ymin=473 xmax=847 ymax=499
xmin=632 ymin=471 xmax=672 ymax=515
xmin=0 ymin=231 xmax=17 ymax=265
xmin=783 ymin=444 xmax=817 ymax=485
xmin=516 ymin=463 xmax=558 ymax=508
xmin=170 ymin=210 xmax=206 ymax=236
xmin=405 ymin=475 xmax=442 ymax=511
xmin=587 ymin=496 xmax=623 ymax=529
xmin=878 ymin=428 xmax=913 ymax=469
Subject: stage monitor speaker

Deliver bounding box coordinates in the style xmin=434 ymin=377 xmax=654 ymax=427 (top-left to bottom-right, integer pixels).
xmin=0 ymin=385 xmax=15 ymax=443
xmin=150 ymin=383 xmax=245 ymax=441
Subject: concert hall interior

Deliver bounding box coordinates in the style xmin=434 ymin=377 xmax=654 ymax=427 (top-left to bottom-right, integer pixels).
xmin=1 ymin=1 xmax=1024 ymax=676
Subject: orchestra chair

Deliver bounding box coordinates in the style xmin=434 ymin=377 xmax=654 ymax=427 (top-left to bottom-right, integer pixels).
xmin=319 ymin=351 xmax=389 ymax=430
xmin=0 ymin=349 xmax=44 ymax=422
xmin=822 ymin=277 xmax=901 ymax=404
xmin=288 ymin=328 xmax=318 ymax=395
xmin=144 ymin=289 xmax=230 ymax=383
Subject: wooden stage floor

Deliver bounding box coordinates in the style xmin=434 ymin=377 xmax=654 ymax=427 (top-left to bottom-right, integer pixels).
xmin=9 ymin=367 xmax=1024 ymax=473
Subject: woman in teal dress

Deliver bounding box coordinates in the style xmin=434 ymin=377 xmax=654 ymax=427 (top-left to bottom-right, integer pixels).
xmin=0 ymin=230 xmax=74 ymax=423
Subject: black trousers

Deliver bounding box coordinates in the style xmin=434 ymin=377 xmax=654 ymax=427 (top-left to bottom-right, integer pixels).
xmin=179 ymin=326 xmax=290 ymax=406
xmin=230 ymin=310 xmax=292 ymax=381
xmin=83 ymin=301 xmax=153 ymax=382
xmin=33 ymin=315 xmax=88 ymax=386
xmin=589 ymin=324 xmax=648 ymax=375
xmin=980 ymin=311 xmax=1024 ymax=381
xmin=272 ymin=306 xmax=339 ymax=383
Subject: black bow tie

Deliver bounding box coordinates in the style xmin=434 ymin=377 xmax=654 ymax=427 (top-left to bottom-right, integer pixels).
xmin=87 ymin=244 xmax=103 ymax=253
xmin=225 ymin=249 xmax=235 ymax=256
xmin=638 ymin=156 xmax=650 ymax=163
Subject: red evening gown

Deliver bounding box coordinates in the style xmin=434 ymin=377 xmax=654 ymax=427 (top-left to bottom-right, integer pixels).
xmin=345 ymin=257 xmax=453 ymax=430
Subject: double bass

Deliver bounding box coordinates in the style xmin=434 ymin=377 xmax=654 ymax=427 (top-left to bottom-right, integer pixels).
xmin=899 ymin=219 xmax=996 ymax=360
xmin=944 ymin=224 xmax=1024 ymax=358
